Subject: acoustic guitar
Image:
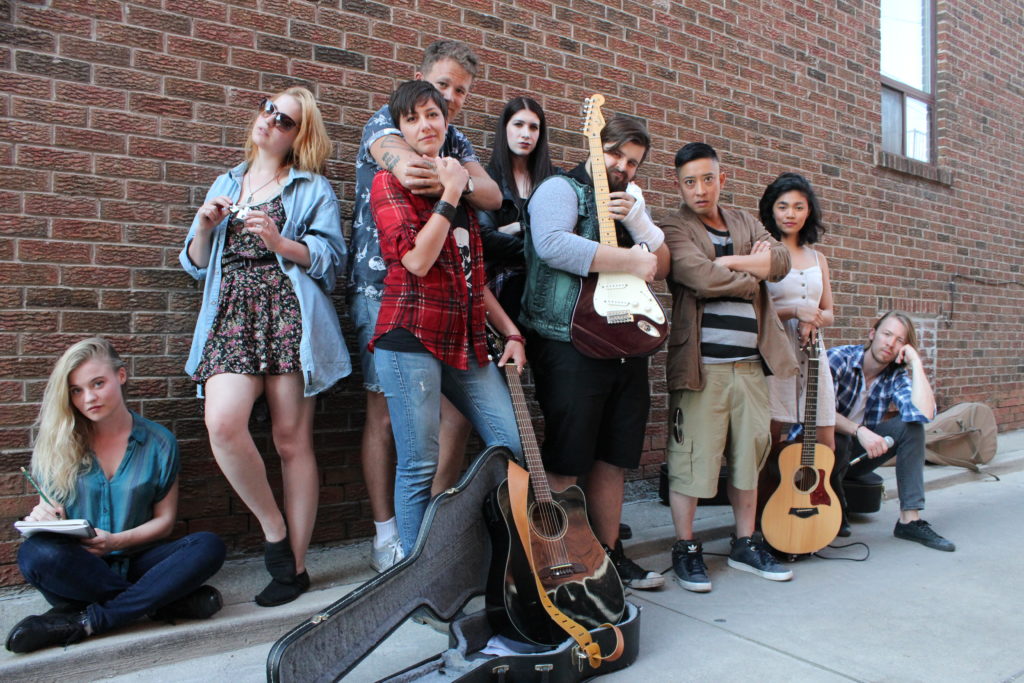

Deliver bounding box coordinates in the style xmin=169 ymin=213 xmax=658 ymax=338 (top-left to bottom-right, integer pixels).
xmin=485 ymin=340 xmax=625 ymax=645
xmin=761 ymin=335 xmax=842 ymax=554
xmin=569 ymin=94 xmax=668 ymax=359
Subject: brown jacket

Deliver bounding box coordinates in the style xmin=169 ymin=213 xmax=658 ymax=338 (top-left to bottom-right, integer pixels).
xmin=661 ymin=204 xmax=797 ymax=392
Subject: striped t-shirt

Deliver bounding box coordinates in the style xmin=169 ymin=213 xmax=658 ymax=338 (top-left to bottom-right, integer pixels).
xmin=701 ymin=226 xmax=760 ymax=364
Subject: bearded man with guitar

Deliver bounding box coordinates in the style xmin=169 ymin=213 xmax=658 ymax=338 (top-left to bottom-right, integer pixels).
xmin=661 ymin=142 xmax=797 ymax=592
xmin=520 ymin=112 xmax=668 ymax=590
xmin=829 ymin=311 xmax=954 ymax=552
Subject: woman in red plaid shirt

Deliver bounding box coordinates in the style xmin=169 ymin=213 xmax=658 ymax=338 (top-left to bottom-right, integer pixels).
xmin=369 ymin=80 xmax=525 ymax=555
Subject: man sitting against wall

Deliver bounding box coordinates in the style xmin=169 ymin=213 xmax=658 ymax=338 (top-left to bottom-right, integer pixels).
xmin=829 ymin=311 xmax=954 ymax=552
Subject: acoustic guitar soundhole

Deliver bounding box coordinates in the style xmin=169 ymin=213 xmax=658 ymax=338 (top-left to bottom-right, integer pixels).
xmin=529 ymin=501 xmax=567 ymax=540
xmin=792 ymin=466 xmax=819 ymax=494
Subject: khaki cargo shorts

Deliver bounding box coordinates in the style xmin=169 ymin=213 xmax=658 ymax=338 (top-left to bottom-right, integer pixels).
xmin=667 ymin=361 xmax=771 ymax=498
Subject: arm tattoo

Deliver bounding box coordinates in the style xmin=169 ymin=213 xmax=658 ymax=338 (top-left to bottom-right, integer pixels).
xmin=381 ymin=152 xmax=400 ymax=172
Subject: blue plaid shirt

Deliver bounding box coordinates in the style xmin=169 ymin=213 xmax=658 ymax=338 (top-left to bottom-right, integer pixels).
xmin=827 ymin=344 xmax=930 ymax=429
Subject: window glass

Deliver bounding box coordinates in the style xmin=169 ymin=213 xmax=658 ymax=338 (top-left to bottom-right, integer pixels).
xmin=881 ymin=87 xmax=904 ymax=155
xmin=881 ymin=0 xmax=929 ymax=91
xmin=905 ymin=97 xmax=930 ymax=162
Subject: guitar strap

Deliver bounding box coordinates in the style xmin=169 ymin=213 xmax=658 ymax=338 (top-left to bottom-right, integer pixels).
xmin=507 ymin=460 xmax=624 ymax=670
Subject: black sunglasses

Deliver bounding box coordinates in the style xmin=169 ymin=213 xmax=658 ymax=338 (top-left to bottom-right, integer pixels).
xmin=258 ymin=98 xmax=298 ymax=132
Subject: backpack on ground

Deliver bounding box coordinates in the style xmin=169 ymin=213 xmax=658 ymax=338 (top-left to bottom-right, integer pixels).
xmin=924 ymin=402 xmax=998 ymax=472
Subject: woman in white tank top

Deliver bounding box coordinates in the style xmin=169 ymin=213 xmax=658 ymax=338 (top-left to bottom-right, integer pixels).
xmin=759 ymin=173 xmax=836 ymax=451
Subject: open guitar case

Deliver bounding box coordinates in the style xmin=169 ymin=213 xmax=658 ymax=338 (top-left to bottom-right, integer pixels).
xmin=267 ymin=447 xmax=641 ymax=682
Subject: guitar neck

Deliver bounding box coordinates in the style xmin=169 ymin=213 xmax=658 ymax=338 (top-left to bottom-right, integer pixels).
xmin=586 ymin=130 xmax=619 ymax=248
xmin=503 ymin=365 xmax=553 ymax=504
xmin=801 ymin=340 xmax=821 ymax=464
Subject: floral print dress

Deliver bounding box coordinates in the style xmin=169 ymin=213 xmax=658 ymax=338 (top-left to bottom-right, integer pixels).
xmin=192 ymin=195 xmax=303 ymax=384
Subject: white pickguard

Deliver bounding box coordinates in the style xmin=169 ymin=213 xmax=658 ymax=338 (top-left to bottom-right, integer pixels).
xmin=592 ymin=272 xmax=666 ymax=325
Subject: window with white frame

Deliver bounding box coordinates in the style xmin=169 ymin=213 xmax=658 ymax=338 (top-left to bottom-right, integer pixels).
xmin=880 ymin=0 xmax=933 ymax=163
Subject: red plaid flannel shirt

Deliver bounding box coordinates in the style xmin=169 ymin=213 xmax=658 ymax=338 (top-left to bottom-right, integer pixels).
xmin=369 ymin=170 xmax=489 ymax=370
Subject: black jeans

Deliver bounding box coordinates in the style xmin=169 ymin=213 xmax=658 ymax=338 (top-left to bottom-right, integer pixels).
xmin=834 ymin=418 xmax=927 ymax=514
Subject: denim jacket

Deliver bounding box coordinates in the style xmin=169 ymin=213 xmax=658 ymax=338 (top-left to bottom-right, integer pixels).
xmin=179 ymin=162 xmax=351 ymax=397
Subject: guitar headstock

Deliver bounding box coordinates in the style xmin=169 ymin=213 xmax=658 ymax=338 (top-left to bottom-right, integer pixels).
xmin=801 ymin=331 xmax=827 ymax=358
xmin=582 ymin=94 xmax=606 ymax=140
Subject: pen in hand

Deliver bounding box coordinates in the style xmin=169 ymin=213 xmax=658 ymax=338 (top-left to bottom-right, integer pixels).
xmin=19 ymin=466 xmax=62 ymax=520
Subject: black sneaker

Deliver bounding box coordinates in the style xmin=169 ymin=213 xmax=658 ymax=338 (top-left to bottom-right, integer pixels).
xmin=671 ymin=540 xmax=711 ymax=593
xmin=728 ymin=536 xmax=793 ymax=582
xmin=605 ymin=540 xmax=665 ymax=590
xmin=149 ymin=585 xmax=224 ymax=622
xmin=894 ymin=520 xmax=955 ymax=552
xmin=5 ymin=611 xmax=89 ymax=654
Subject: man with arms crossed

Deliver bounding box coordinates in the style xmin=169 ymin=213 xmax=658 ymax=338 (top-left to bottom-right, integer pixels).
xmin=829 ymin=311 xmax=953 ymax=551
xmin=662 ymin=142 xmax=797 ymax=593
xmin=521 ymin=115 xmax=668 ymax=590
xmin=348 ymin=41 xmax=501 ymax=572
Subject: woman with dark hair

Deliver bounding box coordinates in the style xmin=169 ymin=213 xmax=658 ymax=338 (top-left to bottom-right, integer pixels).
xmin=180 ymin=87 xmax=350 ymax=606
xmin=370 ymin=81 xmax=524 ymax=554
xmin=758 ymin=172 xmax=836 ymax=452
xmin=478 ymin=96 xmax=558 ymax=320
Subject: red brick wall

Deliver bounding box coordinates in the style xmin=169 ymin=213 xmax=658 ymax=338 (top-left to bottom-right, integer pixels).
xmin=2 ymin=0 xmax=1022 ymax=585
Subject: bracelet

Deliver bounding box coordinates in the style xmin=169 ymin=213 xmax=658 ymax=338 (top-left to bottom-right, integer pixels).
xmin=506 ymin=334 xmax=526 ymax=346
xmin=433 ymin=200 xmax=457 ymax=223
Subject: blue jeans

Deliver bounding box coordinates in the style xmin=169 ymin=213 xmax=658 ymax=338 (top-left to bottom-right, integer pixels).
xmin=18 ymin=532 xmax=226 ymax=634
xmin=375 ymin=349 xmax=523 ymax=553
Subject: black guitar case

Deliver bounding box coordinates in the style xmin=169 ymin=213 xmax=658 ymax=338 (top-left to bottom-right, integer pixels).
xmin=267 ymin=446 xmax=640 ymax=682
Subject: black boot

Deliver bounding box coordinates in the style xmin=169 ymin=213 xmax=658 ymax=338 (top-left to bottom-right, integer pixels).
xmin=6 ymin=611 xmax=89 ymax=653
xmin=149 ymin=585 xmax=224 ymax=622
xmin=255 ymin=536 xmax=310 ymax=607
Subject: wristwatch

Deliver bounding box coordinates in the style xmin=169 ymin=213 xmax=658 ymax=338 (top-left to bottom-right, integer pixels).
xmin=462 ymin=176 xmax=475 ymax=196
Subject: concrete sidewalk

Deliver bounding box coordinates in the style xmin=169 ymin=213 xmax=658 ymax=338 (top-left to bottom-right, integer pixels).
xmin=3 ymin=431 xmax=1023 ymax=681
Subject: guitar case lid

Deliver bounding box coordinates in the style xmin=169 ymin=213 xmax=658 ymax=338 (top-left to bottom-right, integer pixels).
xmin=267 ymin=447 xmax=641 ymax=682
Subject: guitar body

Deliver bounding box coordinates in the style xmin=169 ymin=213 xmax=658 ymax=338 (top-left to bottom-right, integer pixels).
xmin=567 ymin=93 xmax=668 ymax=360
xmin=761 ymin=441 xmax=842 ymax=554
xmin=485 ymin=480 xmax=625 ymax=645
xmin=571 ymin=272 xmax=668 ymax=359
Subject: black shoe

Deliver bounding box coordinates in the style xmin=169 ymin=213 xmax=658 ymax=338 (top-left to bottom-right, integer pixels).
xmin=6 ymin=611 xmax=89 ymax=654
xmin=671 ymin=540 xmax=711 ymax=593
xmin=149 ymin=586 xmax=223 ymax=622
xmin=604 ymin=540 xmax=665 ymax=590
xmin=894 ymin=520 xmax=955 ymax=552
xmin=255 ymin=570 xmax=311 ymax=607
xmin=728 ymin=536 xmax=793 ymax=581
xmin=837 ymin=519 xmax=852 ymax=538
xmin=264 ymin=535 xmax=296 ymax=582
xmin=619 ymin=523 xmax=632 ymax=540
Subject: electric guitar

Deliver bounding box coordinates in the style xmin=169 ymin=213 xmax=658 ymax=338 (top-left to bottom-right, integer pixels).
xmin=761 ymin=334 xmax=842 ymax=554
xmin=485 ymin=340 xmax=625 ymax=645
xmin=569 ymin=94 xmax=668 ymax=359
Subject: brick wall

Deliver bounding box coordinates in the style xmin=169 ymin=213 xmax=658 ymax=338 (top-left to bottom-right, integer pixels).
xmin=2 ymin=0 xmax=1022 ymax=585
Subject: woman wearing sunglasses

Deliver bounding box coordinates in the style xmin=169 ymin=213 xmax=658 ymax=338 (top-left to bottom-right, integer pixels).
xmin=179 ymin=87 xmax=350 ymax=607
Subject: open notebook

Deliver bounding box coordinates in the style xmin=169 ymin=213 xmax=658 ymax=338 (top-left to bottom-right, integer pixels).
xmin=14 ymin=519 xmax=96 ymax=538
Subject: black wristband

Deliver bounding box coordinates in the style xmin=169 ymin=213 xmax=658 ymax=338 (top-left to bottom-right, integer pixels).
xmin=433 ymin=200 xmax=457 ymax=223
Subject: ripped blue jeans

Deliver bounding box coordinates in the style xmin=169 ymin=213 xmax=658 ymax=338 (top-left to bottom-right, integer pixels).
xmin=375 ymin=349 xmax=522 ymax=554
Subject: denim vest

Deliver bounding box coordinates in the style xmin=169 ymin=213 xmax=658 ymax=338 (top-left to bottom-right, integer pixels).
xmin=520 ymin=175 xmax=600 ymax=341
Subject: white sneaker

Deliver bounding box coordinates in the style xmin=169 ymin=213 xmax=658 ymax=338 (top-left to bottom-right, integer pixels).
xmin=370 ymin=535 xmax=405 ymax=573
